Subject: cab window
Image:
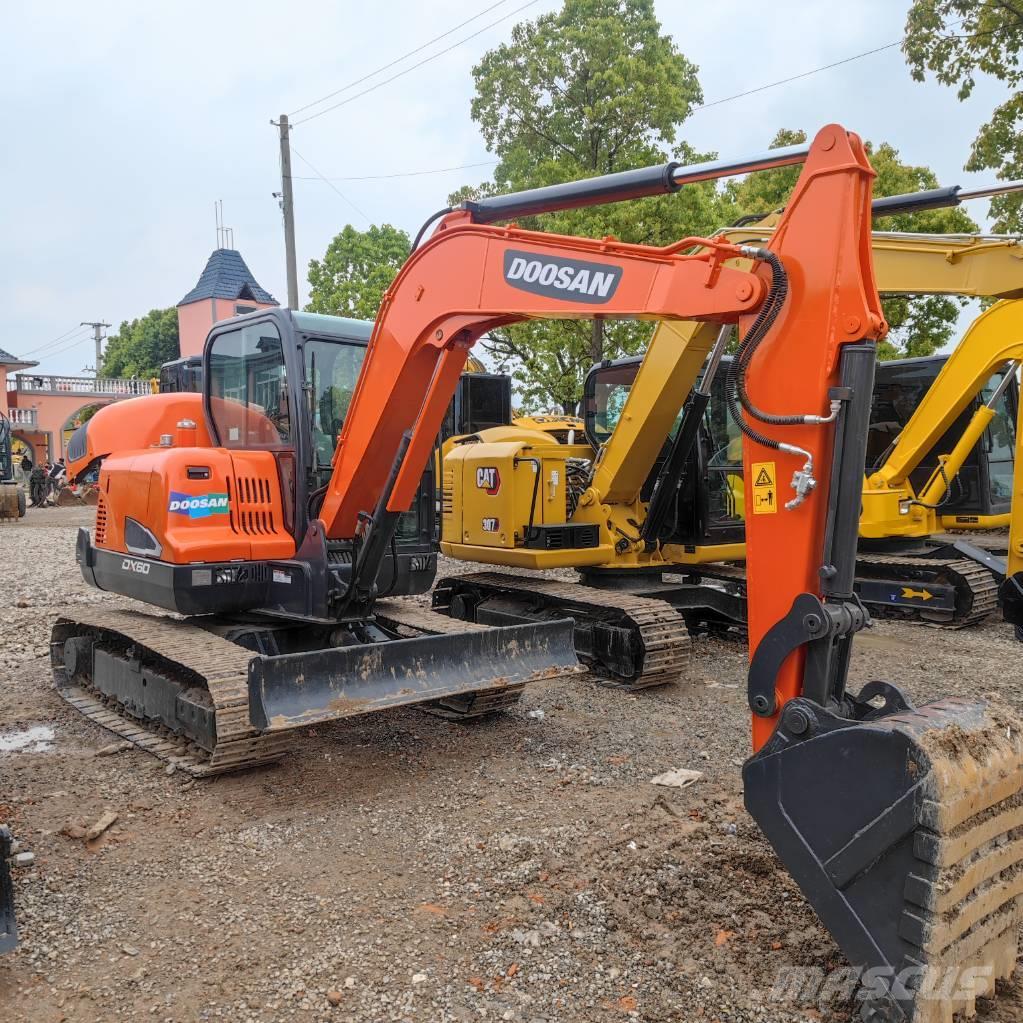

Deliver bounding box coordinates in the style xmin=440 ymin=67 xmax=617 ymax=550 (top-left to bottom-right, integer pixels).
xmin=207 ymin=323 xmax=291 ymax=448
xmin=304 ymin=338 xmax=367 ymax=467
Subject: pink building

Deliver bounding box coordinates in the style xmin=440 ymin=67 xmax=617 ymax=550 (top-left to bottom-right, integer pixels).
xmin=176 ymin=248 xmax=279 ymax=357
xmin=0 ymin=346 xmax=44 ymax=461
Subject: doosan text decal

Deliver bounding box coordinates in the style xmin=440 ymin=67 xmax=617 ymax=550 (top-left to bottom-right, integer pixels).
xmin=503 ymin=250 xmax=623 ymax=304
xmin=168 ymin=491 xmax=229 ymax=519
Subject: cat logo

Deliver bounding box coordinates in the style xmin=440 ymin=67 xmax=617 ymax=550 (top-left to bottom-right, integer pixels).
xmin=476 ymin=466 xmax=501 ymax=495
xmin=482 ymin=517 xmax=500 ymax=532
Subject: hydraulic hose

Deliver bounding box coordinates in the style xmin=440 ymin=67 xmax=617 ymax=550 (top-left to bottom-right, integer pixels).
xmin=725 ymin=247 xmax=836 ymax=509
xmin=412 ymin=207 xmax=453 ymax=251
xmin=724 ymin=248 xmax=792 ymax=452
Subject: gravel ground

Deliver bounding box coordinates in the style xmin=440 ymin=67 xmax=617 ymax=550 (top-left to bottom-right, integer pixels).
xmin=1 ymin=505 xmax=1021 ymax=1023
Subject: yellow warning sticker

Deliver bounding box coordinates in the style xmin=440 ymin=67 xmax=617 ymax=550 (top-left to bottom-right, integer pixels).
xmin=751 ymin=461 xmax=777 ymax=515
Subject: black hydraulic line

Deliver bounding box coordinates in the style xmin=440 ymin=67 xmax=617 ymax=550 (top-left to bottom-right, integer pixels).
xmin=731 ymin=251 xmax=799 ymax=428
xmin=724 ymin=252 xmax=792 ymax=452
xmin=412 ymin=207 xmax=453 ymax=250
xmin=640 ymin=322 xmax=733 ymax=544
xmin=871 ymin=186 xmax=961 ymax=218
xmin=350 ymin=431 xmax=412 ymax=603
xmin=463 ymin=164 xmax=682 ymax=224
xmin=820 ymin=344 xmax=877 ymax=601
xmin=516 ymin=456 xmax=542 ymax=542
xmin=462 ymin=142 xmax=813 ymax=224
xmin=640 ymin=391 xmax=710 ymax=544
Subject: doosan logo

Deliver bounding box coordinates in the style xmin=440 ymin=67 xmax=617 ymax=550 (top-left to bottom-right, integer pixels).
xmin=168 ymin=491 xmax=229 ymax=519
xmin=503 ymin=250 xmax=623 ymax=305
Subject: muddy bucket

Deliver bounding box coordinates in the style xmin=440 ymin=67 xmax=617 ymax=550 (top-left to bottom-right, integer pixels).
xmin=744 ymin=684 xmax=1023 ymax=1022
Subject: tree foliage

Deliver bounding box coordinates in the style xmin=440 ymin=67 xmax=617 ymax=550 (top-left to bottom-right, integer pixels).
xmin=720 ymin=130 xmax=978 ymax=359
xmin=454 ymin=0 xmax=716 ymax=412
xmin=903 ymin=0 xmax=1023 ymax=230
xmin=306 ymin=224 xmax=411 ymax=320
xmin=100 ymin=308 xmax=179 ymax=378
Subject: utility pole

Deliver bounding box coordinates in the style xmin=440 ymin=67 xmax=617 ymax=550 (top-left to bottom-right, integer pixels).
xmin=276 ymin=114 xmax=299 ymax=310
xmin=81 ymin=321 xmax=111 ymax=377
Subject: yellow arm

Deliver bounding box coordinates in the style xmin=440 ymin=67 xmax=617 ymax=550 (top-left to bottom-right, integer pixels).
xmin=586 ymin=230 xmax=1023 ymax=520
xmin=861 ymin=300 xmax=1023 ymax=537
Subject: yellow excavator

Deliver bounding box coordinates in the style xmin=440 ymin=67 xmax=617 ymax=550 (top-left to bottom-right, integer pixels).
xmin=436 ymin=225 xmax=1023 ymax=685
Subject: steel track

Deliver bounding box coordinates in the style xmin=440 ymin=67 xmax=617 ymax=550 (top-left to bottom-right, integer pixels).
xmin=434 ymin=572 xmax=691 ymax=690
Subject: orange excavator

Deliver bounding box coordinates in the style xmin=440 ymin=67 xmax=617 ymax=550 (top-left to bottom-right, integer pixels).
xmin=60 ymin=126 xmax=1023 ymax=1019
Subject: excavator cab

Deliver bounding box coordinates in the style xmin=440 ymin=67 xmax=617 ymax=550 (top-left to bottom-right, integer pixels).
xmin=867 ymin=355 xmax=1018 ymax=529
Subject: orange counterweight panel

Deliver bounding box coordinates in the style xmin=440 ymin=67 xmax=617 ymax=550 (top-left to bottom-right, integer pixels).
xmin=66 ymin=394 xmax=213 ymax=480
xmin=95 ymin=448 xmax=295 ymax=563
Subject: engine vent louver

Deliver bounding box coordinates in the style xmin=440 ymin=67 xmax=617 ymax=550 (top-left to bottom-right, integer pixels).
xmin=226 ymin=474 xmax=278 ymax=537
xmin=94 ymin=495 xmax=108 ymax=546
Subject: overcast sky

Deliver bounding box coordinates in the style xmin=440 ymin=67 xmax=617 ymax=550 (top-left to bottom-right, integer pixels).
xmin=5 ymin=0 xmax=1010 ymax=376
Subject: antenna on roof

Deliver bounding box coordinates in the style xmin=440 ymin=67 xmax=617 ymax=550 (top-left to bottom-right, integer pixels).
xmin=214 ymin=200 xmax=234 ymax=250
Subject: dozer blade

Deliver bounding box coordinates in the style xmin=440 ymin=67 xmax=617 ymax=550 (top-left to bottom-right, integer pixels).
xmin=248 ymin=618 xmax=579 ymax=731
xmin=744 ymin=684 xmax=1023 ymax=1023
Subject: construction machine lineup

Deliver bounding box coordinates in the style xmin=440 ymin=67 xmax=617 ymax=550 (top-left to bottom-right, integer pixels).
xmin=437 ymin=227 xmax=1023 ymax=674
xmin=11 ymin=125 xmax=1021 ymax=1020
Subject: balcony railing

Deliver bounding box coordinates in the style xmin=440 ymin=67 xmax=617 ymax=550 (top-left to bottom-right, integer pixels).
xmin=6 ymin=407 xmax=37 ymax=426
xmin=10 ymin=374 xmax=158 ymax=397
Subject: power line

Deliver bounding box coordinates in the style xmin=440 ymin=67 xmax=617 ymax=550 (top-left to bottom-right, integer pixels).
xmin=20 ymin=324 xmax=90 ymax=358
xmin=690 ymin=40 xmax=903 ymax=114
xmin=291 ymin=146 xmax=371 ymax=223
xmin=292 ymin=0 xmax=542 ymax=127
xmin=38 ymin=331 xmax=95 ymax=360
xmin=690 ymin=18 xmax=973 ymax=116
xmin=290 ymin=0 xmax=515 ymax=118
xmin=292 ymin=159 xmax=499 ymax=182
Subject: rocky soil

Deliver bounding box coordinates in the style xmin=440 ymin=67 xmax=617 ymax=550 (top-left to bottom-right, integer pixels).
xmin=1 ymin=506 xmax=1020 ymax=1022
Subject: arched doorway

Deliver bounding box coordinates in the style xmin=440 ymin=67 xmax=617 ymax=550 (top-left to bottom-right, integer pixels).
xmin=61 ymin=404 xmax=104 ymax=456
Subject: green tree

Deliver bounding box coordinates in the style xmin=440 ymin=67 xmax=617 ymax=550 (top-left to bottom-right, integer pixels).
xmin=903 ymin=0 xmax=1023 ymax=231
xmin=306 ymin=224 xmax=411 ymax=319
xmin=101 ymin=308 xmax=179 ymax=378
xmin=454 ymin=0 xmax=718 ymax=413
xmin=719 ymin=130 xmax=979 ymax=359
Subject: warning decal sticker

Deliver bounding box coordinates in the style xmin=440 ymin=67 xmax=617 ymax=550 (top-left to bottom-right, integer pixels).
xmin=751 ymin=461 xmax=777 ymax=515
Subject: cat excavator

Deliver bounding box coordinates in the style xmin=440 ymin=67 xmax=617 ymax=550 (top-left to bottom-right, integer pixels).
xmin=54 ymin=125 xmax=1023 ymax=1019
xmin=437 ymin=224 xmax=1023 ymax=668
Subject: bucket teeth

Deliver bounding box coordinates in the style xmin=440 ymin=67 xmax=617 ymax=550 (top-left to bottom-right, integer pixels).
xmin=745 ymin=694 xmax=1023 ymax=1023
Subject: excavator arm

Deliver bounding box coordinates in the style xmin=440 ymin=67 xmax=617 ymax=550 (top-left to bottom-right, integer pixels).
xmin=862 ymin=298 xmax=1023 ymax=537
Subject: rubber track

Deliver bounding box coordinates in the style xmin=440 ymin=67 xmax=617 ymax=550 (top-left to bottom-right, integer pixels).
xmin=52 ymin=609 xmax=292 ymax=777
xmin=436 ymin=572 xmax=690 ymax=690
xmin=856 ymin=554 xmax=999 ymax=628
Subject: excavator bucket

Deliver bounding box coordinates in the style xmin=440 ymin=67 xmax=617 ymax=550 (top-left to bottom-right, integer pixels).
xmin=248 ymin=619 xmax=580 ymax=731
xmin=745 ymin=684 xmax=1023 ymax=1022
xmin=0 ymin=825 xmax=17 ymax=955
